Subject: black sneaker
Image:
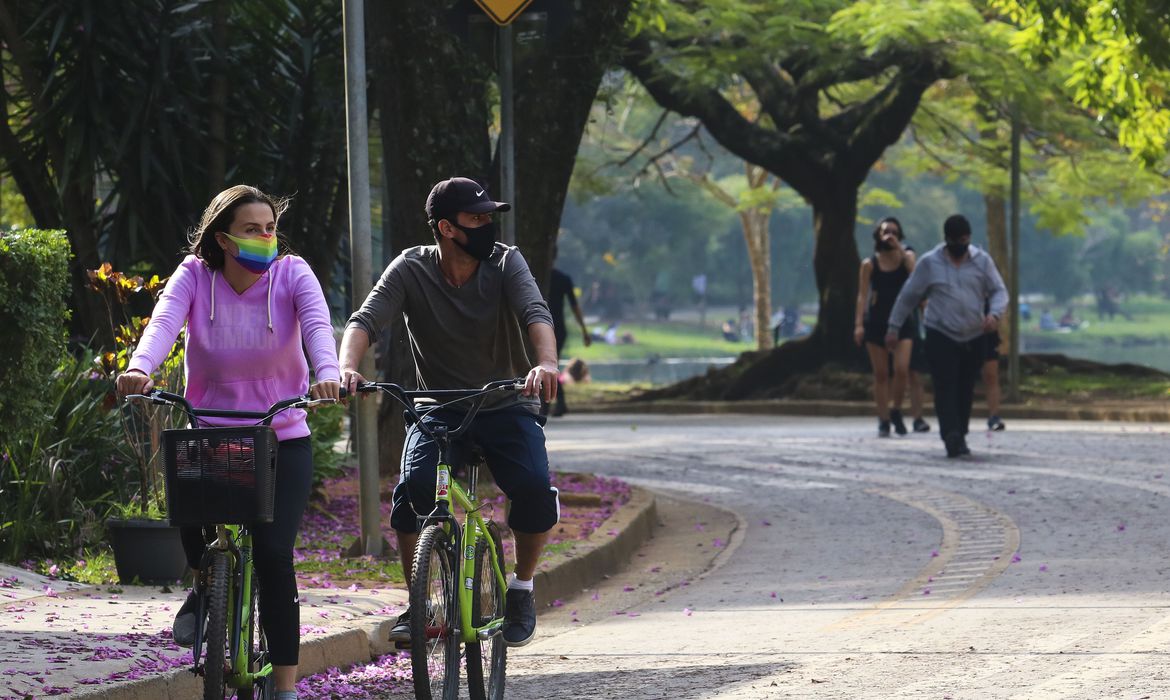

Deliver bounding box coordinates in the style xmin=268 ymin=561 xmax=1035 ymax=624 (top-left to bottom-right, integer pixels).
xmin=172 ymin=589 xmax=201 ymax=647
xmin=913 ymin=417 xmax=931 ymax=433
xmin=890 ymin=410 xmax=908 ymax=436
xmin=878 ymin=419 xmax=891 ymax=438
xmin=944 ymin=433 xmax=972 ymax=458
xmin=388 ymin=610 xmax=411 ymax=644
xmin=502 ymin=589 xmax=536 ymax=647
xmin=988 ymin=415 xmax=1005 ymax=431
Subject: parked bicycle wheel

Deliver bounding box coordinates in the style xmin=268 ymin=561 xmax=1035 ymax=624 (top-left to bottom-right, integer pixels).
xmin=203 ymin=550 xmax=232 ymax=700
xmin=236 ymin=578 xmax=272 ymax=700
xmin=466 ymin=521 xmax=506 ymax=700
xmin=410 ymin=524 xmax=460 ymax=700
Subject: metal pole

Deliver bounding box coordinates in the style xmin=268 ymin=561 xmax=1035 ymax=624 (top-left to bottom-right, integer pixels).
xmin=1008 ymin=106 xmax=1022 ymax=402
xmin=499 ymin=23 xmax=516 ymax=245
xmin=343 ymin=0 xmax=382 ymax=557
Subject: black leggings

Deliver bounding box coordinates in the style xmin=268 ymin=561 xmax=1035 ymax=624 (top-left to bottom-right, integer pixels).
xmin=180 ymin=437 xmax=313 ymax=666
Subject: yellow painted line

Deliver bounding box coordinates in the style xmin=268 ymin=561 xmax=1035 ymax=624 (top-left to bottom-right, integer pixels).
xmin=824 ymin=488 xmax=1020 ymax=631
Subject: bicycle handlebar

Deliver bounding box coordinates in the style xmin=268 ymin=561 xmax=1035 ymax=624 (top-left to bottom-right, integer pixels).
xmin=124 ymin=389 xmax=344 ymax=426
xmin=356 ymin=378 xmax=524 ymax=442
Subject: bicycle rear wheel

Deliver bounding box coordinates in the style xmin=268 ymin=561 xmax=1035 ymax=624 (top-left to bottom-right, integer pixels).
xmin=465 ymin=522 xmax=506 ymax=700
xmin=203 ymin=550 xmax=231 ymax=700
xmin=410 ymin=524 xmax=461 ymax=700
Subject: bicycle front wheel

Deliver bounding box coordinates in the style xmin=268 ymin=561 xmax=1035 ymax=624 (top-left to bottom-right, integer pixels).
xmin=466 ymin=521 xmax=506 ymax=700
xmin=410 ymin=524 xmax=461 ymax=700
xmin=203 ymin=550 xmax=231 ymax=700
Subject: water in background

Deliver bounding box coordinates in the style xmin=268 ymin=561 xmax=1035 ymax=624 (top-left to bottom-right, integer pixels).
xmin=581 ymin=357 xmax=737 ymax=385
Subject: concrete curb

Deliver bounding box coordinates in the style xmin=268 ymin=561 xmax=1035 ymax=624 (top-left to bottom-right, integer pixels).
xmin=65 ymin=487 xmax=657 ymax=700
xmin=573 ymin=398 xmax=1170 ymax=423
xmin=534 ymin=486 xmax=658 ymax=608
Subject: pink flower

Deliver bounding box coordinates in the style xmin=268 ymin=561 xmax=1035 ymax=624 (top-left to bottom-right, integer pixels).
xmin=551 ymin=599 xmax=564 ymax=607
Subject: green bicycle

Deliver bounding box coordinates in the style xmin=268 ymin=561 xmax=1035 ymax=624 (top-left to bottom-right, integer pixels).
xmin=129 ymin=389 xmax=335 ymax=700
xmin=357 ymin=379 xmax=520 ymax=700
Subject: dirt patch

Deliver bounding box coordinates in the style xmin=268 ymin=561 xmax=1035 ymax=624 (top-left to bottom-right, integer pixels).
xmin=604 ymin=352 xmax=1170 ymax=404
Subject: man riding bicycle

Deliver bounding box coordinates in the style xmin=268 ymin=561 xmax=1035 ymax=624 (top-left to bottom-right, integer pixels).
xmin=338 ymin=176 xmax=559 ymax=648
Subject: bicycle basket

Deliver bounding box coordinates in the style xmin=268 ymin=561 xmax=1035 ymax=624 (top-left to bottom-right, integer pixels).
xmin=162 ymin=426 xmax=278 ymax=526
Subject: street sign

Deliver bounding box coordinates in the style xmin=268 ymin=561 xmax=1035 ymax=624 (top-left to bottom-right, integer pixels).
xmin=473 ymin=0 xmax=535 ymax=26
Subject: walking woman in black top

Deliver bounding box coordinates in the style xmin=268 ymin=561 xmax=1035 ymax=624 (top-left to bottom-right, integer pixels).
xmin=854 ymin=217 xmax=917 ymax=436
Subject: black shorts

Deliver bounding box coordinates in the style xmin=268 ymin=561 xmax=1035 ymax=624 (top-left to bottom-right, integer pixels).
xmin=984 ymin=331 xmax=1001 ymax=361
xmin=864 ymin=316 xmax=917 ymax=347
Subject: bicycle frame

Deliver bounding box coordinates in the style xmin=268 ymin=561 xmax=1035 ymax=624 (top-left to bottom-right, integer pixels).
xmin=127 ymin=388 xmax=334 ymax=695
xmin=355 ymin=379 xmax=522 ymax=646
xmin=426 ymin=460 xmax=509 ymax=644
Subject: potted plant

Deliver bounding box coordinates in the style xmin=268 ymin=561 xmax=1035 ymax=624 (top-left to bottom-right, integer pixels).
xmin=89 ymin=264 xmax=189 ymax=584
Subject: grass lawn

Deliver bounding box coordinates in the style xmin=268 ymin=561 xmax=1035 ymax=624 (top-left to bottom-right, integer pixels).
xmin=562 ymin=316 xmax=816 ymax=362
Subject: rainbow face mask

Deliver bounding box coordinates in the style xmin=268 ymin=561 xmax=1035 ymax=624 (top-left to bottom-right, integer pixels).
xmin=223 ymin=232 xmax=278 ymax=274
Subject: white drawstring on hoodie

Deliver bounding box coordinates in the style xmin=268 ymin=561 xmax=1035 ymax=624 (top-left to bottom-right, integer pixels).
xmin=209 ymin=269 xmax=274 ymax=332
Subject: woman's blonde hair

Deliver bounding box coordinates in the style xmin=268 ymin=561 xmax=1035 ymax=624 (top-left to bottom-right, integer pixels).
xmin=187 ymin=185 xmax=290 ymax=269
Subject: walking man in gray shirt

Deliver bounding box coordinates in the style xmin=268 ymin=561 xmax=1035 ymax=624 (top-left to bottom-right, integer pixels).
xmin=886 ymin=214 xmax=1008 ymax=458
xmin=338 ymin=176 xmax=560 ymax=647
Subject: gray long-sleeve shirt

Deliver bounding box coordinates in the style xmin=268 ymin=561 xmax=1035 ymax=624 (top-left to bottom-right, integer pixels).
xmin=346 ymin=242 xmax=554 ymax=409
xmin=887 ymin=243 xmax=1008 ymax=343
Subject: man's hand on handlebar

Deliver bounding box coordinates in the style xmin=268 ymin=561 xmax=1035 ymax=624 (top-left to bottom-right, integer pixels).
xmin=115 ymin=369 xmax=153 ymax=399
xmin=340 ymin=368 xmax=366 ymax=401
xmin=523 ymin=363 xmax=559 ymax=403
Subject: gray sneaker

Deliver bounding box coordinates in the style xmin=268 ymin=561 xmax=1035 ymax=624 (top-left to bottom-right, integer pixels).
xmin=502 ymin=589 xmax=536 ymax=647
xmin=172 ymin=589 xmax=201 ymax=647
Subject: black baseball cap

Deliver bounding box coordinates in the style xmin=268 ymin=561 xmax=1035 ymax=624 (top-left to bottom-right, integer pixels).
xmin=425 ymin=177 xmax=511 ymax=222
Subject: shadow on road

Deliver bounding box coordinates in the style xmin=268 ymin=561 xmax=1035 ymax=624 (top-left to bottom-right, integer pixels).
xmin=506 ymin=660 xmax=795 ymax=699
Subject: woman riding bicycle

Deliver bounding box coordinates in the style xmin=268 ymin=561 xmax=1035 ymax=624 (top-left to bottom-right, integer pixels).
xmin=115 ymin=185 xmax=341 ymax=700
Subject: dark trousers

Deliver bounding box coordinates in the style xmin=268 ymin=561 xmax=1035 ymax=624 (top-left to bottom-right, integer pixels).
xmin=180 ymin=437 xmax=313 ymax=666
xmin=924 ymin=329 xmax=984 ymax=442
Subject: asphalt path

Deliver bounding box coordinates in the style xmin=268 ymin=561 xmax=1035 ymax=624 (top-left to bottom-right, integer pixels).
xmin=496 ymin=414 xmax=1170 ymax=699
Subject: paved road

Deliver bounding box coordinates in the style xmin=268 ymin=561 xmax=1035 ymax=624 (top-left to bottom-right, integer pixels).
xmin=496 ymin=414 xmax=1170 ymax=699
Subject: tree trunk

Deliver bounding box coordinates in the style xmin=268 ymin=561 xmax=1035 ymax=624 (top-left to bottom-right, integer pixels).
xmin=722 ymin=188 xmax=864 ymax=399
xmin=206 ymin=0 xmax=228 ymax=197
xmin=511 ymin=0 xmax=633 ymax=291
xmin=368 ymin=0 xmax=493 ymax=474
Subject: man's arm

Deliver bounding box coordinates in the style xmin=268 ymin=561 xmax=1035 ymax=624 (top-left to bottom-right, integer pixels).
xmin=570 ymin=300 xmax=592 ymax=347
xmin=338 ymin=324 xmax=372 ymax=396
xmin=985 ymin=257 xmax=1009 ymax=319
xmin=526 ymin=321 xmax=559 ymax=402
xmin=887 ymin=260 xmax=930 ymax=334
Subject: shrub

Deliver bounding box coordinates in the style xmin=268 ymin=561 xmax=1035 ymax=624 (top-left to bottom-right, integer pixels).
xmin=0 ymin=229 xmax=71 ymax=444
xmin=0 ymin=352 xmax=133 ymax=562
xmin=308 ymin=401 xmax=349 ymax=488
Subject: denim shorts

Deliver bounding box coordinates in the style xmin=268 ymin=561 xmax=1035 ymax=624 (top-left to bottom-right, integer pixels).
xmin=391 ymin=405 xmax=559 ymax=534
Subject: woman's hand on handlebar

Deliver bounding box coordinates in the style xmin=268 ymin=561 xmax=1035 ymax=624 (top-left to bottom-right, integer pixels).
xmin=310 ymin=379 xmax=342 ymax=403
xmin=116 ymin=369 xmax=153 ymax=399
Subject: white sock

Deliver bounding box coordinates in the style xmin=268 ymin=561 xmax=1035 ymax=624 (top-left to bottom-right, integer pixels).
xmin=508 ymin=575 xmax=534 ymax=592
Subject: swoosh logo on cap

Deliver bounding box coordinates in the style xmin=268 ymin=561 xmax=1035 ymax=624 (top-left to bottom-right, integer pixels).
xmin=475 ymin=189 xmax=485 ymax=197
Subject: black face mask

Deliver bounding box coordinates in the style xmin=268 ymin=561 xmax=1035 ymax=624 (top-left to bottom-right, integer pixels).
xmin=875 ymin=239 xmax=895 ymax=251
xmin=451 ymin=220 xmax=497 ymax=261
xmin=945 ymin=241 xmax=969 ymax=259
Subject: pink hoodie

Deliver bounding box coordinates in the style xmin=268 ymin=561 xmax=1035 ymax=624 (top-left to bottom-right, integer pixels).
xmin=128 ymin=255 xmax=341 ymax=441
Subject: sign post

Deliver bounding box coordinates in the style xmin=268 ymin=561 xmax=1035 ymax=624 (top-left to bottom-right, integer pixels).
xmin=472 ymin=1 xmax=534 ymax=245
